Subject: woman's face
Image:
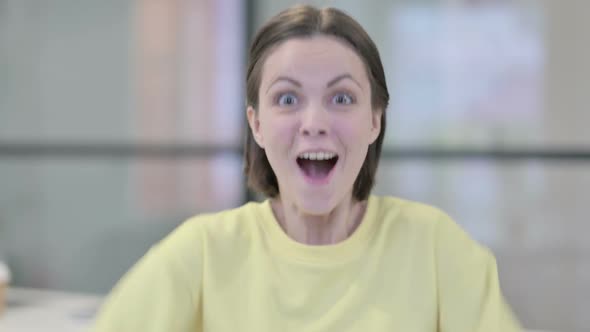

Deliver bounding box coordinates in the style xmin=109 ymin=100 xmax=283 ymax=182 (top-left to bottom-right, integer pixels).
xmin=247 ymin=35 xmax=381 ymax=215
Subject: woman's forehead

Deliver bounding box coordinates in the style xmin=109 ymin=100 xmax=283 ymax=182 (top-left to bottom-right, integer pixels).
xmin=260 ymin=35 xmax=370 ymax=88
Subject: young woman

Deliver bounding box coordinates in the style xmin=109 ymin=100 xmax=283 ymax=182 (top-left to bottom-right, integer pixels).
xmin=94 ymin=5 xmax=522 ymax=331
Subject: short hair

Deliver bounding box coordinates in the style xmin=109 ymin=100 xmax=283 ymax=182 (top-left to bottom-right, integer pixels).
xmin=244 ymin=5 xmax=389 ymax=201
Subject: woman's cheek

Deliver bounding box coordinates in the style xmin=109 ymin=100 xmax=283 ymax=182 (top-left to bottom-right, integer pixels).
xmin=269 ymin=118 xmax=298 ymax=142
xmin=344 ymin=113 xmax=375 ymax=141
xmin=332 ymin=120 xmax=362 ymax=141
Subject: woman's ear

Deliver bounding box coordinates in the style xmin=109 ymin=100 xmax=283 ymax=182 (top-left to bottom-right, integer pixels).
xmin=369 ymin=108 xmax=382 ymax=144
xmin=247 ymin=106 xmax=265 ymax=148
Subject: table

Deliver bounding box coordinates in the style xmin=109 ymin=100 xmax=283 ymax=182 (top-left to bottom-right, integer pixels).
xmin=0 ymin=287 xmax=102 ymax=332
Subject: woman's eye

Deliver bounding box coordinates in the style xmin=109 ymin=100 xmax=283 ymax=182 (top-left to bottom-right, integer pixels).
xmin=332 ymin=93 xmax=354 ymax=105
xmin=277 ymin=93 xmax=298 ymax=106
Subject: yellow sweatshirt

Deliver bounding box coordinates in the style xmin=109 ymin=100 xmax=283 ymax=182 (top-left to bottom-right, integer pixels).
xmin=93 ymin=195 xmax=522 ymax=331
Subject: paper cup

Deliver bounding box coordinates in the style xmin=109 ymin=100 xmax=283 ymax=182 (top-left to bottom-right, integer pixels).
xmin=0 ymin=261 xmax=10 ymax=317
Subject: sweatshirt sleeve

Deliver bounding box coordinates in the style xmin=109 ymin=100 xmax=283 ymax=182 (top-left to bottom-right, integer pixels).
xmin=435 ymin=212 xmax=523 ymax=332
xmin=93 ymin=219 xmax=203 ymax=332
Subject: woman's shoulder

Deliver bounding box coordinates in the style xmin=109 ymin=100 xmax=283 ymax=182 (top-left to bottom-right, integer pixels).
xmin=164 ymin=200 xmax=267 ymax=245
xmin=184 ymin=200 xmax=266 ymax=228
xmin=371 ymin=195 xmax=448 ymax=227
xmin=371 ymin=195 xmax=475 ymax=246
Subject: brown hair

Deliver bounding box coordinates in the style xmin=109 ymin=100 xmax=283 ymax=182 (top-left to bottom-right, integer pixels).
xmin=244 ymin=5 xmax=389 ymax=201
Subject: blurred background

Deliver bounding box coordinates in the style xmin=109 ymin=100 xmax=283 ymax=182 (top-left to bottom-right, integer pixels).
xmin=0 ymin=0 xmax=588 ymax=331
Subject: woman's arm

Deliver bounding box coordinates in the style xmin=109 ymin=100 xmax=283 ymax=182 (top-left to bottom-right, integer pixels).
xmin=93 ymin=220 xmax=203 ymax=332
xmin=435 ymin=212 xmax=522 ymax=332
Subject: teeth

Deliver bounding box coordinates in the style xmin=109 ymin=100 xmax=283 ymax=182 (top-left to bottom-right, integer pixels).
xmin=299 ymin=152 xmax=336 ymax=160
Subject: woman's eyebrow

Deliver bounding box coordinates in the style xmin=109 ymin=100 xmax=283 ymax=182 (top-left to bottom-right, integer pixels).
xmin=265 ymin=73 xmax=362 ymax=94
xmin=266 ymin=76 xmax=301 ymax=93
xmin=327 ymin=73 xmax=363 ymax=90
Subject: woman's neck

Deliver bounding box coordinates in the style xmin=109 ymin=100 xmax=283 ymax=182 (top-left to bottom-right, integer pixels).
xmin=270 ymin=195 xmax=367 ymax=245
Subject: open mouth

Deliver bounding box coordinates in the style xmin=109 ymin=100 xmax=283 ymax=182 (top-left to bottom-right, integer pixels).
xmin=296 ymin=152 xmax=339 ymax=183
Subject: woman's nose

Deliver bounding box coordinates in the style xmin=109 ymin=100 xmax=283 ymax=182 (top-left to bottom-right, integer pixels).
xmin=299 ymin=106 xmax=329 ymax=136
